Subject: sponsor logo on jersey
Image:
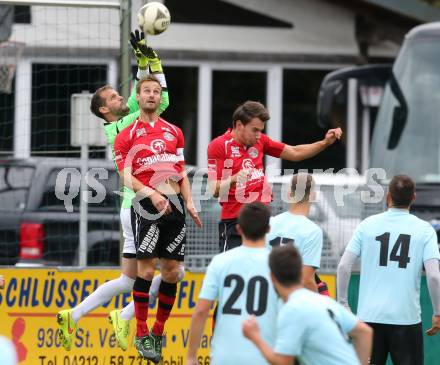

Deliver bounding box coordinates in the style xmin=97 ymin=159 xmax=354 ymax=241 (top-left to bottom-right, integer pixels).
xmin=242 ymin=158 xmax=255 ymax=169
xmin=231 ymin=146 xmax=241 ymax=157
xmin=150 ymin=139 xmax=166 ymax=154
xmin=136 ymin=153 xmax=179 ymax=166
xmin=163 ymin=131 xmax=175 ymax=141
xmin=241 ymin=159 xmax=264 ymax=181
xmin=248 ymin=147 xmax=259 ymax=159
xmin=136 ymin=127 xmax=146 ymax=138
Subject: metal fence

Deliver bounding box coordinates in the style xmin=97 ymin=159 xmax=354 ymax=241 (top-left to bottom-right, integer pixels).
xmin=184 ymin=177 xmax=387 ymax=273
xmin=0 ymin=157 xmax=387 ymax=271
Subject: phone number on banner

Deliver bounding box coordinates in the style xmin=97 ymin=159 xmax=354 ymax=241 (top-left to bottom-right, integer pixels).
xmin=38 ymin=355 xmax=211 ymax=365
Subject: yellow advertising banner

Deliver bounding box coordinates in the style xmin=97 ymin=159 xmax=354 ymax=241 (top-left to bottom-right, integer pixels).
xmin=0 ymin=268 xmax=335 ymax=365
xmin=0 ymin=268 xmax=212 ymax=365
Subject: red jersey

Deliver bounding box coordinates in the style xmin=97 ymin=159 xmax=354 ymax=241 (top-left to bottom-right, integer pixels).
xmin=207 ymin=130 xmax=285 ymax=219
xmin=114 ymin=117 xmax=185 ymax=188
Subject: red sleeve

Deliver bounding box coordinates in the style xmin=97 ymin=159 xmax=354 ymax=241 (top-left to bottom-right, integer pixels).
xmin=113 ymin=131 xmax=131 ymax=172
xmin=176 ymin=127 xmax=184 ymax=149
xmin=207 ymin=139 xmax=225 ymax=182
xmin=261 ymin=134 xmax=285 ymax=158
xmin=176 ymin=127 xmax=185 ymax=172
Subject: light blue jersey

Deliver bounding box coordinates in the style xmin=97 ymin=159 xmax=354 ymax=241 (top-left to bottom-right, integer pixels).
xmin=275 ymin=288 xmax=360 ymax=365
xmin=345 ymin=208 xmax=440 ymax=324
xmin=199 ymin=246 xmax=278 ymax=365
xmin=266 ymin=212 xmax=323 ymax=268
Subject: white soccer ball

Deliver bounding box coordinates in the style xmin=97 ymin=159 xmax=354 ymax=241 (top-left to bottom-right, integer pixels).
xmin=137 ymin=2 xmax=171 ymax=36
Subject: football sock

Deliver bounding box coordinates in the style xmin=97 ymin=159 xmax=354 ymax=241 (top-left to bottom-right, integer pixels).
xmin=133 ymin=277 xmax=151 ymax=337
xmin=152 ymin=281 xmax=177 ymax=336
xmin=72 ymin=274 xmax=134 ymax=323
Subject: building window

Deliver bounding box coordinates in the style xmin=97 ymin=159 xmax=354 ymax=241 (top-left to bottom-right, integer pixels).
xmin=31 ymin=64 xmax=107 ymax=158
xmin=131 ymin=65 xmax=199 ymax=165
xmin=282 ymin=69 xmax=345 ymax=172
xmin=211 ymin=70 xmax=267 ymax=139
xmin=160 ymin=66 xmax=198 ymax=165
xmin=0 ymin=80 xmax=14 ymax=154
xmin=14 ymin=6 xmax=31 ymax=24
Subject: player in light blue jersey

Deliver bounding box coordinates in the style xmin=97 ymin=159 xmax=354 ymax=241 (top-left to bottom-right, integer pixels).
xmin=187 ymin=202 xmax=278 ymax=365
xmin=243 ymin=244 xmax=372 ymax=365
xmin=337 ymin=175 xmax=440 ymax=365
xmin=267 ymin=173 xmax=328 ymax=294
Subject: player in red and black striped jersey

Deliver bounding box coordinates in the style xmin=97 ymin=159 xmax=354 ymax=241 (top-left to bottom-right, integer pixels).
xmin=208 ymin=100 xmax=342 ymax=253
xmin=114 ymin=75 xmax=202 ymax=363
xmin=207 ymin=101 xmax=339 ymax=329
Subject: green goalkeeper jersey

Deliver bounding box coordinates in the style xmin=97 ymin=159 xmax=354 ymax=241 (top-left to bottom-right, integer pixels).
xmin=103 ymin=80 xmax=169 ymax=208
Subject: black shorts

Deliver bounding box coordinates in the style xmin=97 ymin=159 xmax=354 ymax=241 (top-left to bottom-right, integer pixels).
xmin=131 ymin=194 xmax=186 ymax=261
xmin=366 ymin=322 xmax=423 ymax=365
xmin=218 ymin=219 xmax=242 ymax=252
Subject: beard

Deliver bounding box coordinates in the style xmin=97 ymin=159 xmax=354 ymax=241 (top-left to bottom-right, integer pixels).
xmin=118 ymin=104 xmax=130 ymax=117
xmin=141 ymin=100 xmax=159 ymax=113
xmin=111 ymin=104 xmax=130 ymax=118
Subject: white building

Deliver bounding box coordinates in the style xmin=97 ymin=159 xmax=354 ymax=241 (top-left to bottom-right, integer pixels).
xmin=2 ymin=0 xmax=440 ymax=171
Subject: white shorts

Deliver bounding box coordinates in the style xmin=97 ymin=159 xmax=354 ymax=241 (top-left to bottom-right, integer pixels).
xmin=120 ymin=207 xmax=136 ymax=257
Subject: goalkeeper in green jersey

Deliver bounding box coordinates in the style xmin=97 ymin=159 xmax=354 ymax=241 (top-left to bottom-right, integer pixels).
xmin=56 ymin=30 xmax=184 ymax=352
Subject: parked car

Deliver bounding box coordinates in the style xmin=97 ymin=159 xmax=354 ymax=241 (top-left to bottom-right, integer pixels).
xmin=0 ymin=158 xmax=222 ymax=268
xmin=0 ymin=157 xmax=121 ymax=266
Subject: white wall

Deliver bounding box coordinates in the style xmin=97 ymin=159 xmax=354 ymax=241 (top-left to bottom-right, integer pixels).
xmin=9 ymin=0 xmax=399 ymax=58
xmin=11 ymin=6 xmax=120 ymax=49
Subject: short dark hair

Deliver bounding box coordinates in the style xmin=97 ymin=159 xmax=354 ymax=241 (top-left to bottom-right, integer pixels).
xmin=389 ymin=175 xmax=415 ymax=208
xmin=232 ymin=101 xmax=270 ymax=128
xmin=90 ymin=84 xmax=113 ymax=120
xmin=290 ymin=173 xmax=314 ymax=203
xmin=136 ymin=75 xmax=162 ymax=94
xmin=238 ymin=202 xmax=271 ymax=241
xmin=269 ymin=245 xmax=302 ymax=286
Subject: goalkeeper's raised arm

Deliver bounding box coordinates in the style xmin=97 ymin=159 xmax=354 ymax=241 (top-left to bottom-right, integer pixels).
xmin=127 ymin=29 xmax=169 ymax=116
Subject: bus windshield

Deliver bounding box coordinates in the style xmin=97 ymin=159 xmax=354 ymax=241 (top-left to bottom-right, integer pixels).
xmin=370 ymin=34 xmax=440 ymax=182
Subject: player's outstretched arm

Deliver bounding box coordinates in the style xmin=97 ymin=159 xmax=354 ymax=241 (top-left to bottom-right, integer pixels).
xmin=242 ymin=317 xmax=294 ymax=365
xmin=301 ymin=229 xmax=323 ymax=292
xmin=127 ymin=29 xmax=149 ymax=113
xmin=424 ymin=258 xmax=440 ymax=335
xmin=336 ymin=251 xmax=357 ymax=309
xmin=180 ymin=173 xmax=202 ymax=228
xmin=302 ymin=265 xmax=318 ymax=292
xmin=279 ymin=127 xmax=342 ymax=161
xmin=144 ymin=47 xmax=169 ymax=115
xmin=187 ymin=299 xmax=212 ymax=365
xmin=130 ymin=29 xmax=149 ymax=74
xmin=348 ymin=321 xmax=373 ymax=365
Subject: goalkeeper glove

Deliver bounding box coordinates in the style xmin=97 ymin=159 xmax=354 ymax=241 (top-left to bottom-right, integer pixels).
xmin=146 ymin=47 xmax=163 ymax=74
xmin=129 ymin=29 xmax=149 ymax=70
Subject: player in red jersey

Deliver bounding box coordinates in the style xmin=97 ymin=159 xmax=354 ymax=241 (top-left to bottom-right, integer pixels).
xmin=208 ymin=100 xmax=342 ymax=252
xmin=114 ymin=75 xmax=202 ymax=363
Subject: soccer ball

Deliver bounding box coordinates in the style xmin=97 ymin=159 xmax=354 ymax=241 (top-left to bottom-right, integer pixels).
xmin=137 ymin=2 xmax=171 ymax=36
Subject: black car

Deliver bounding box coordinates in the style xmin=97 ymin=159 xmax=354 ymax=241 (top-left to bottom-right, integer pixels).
xmin=0 ymin=157 xmax=121 ymax=266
